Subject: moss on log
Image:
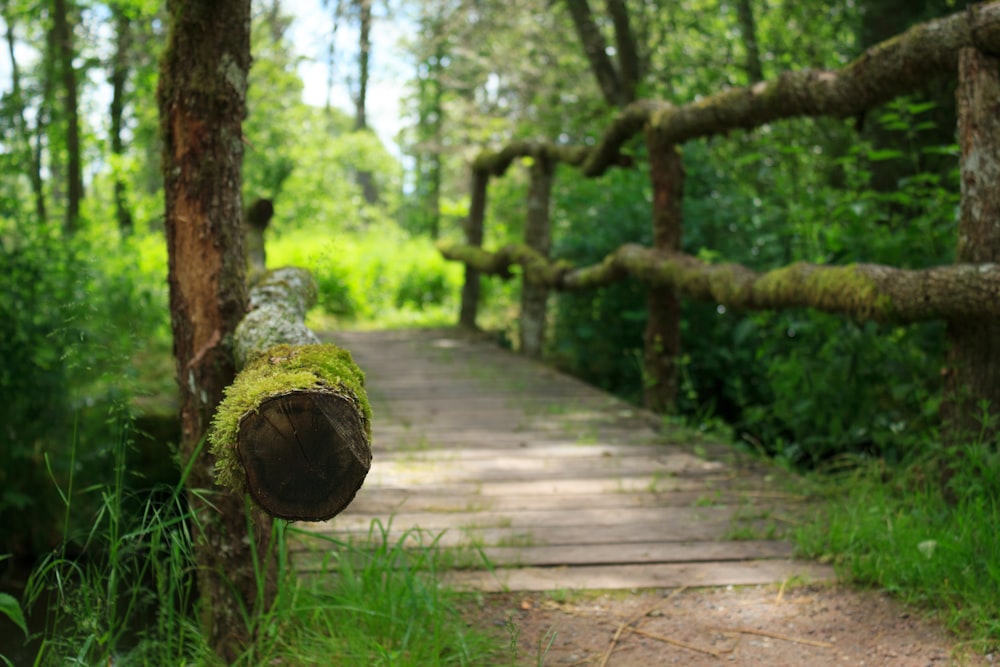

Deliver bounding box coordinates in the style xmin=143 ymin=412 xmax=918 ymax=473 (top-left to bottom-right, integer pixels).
xmin=440 ymin=241 xmax=1000 ymax=323
xmin=210 ymin=267 xmax=372 ymax=522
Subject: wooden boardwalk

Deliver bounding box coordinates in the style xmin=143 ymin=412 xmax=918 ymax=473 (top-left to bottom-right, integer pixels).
xmin=294 ymin=328 xmax=833 ymax=592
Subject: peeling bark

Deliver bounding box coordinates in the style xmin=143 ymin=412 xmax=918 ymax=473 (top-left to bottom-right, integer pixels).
xmin=158 ymin=0 xmax=267 ymax=660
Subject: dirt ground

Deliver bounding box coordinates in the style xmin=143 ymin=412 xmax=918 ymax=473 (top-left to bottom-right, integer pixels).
xmin=464 ymin=584 xmax=995 ymax=666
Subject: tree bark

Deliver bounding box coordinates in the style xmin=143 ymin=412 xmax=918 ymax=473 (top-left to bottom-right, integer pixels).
xmin=212 ymin=267 xmax=372 ymax=522
xmin=459 ymin=168 xmax=488 ymax=329
xmin=562 ymin=0 xmax=626 ymax=107
xmin=642 ymin=132 xmax=683 ymax=413
xmin=110 ymin=3 xmax=133 ymax=235
xmin=605 ymin=0 xmax=641 ymax=101
xmin=353 ymin=0 xmax=378 ymax=204
xmin=736 ymin=0 xmax=764 ymax=83
xmin=439 ymin=241 xmax=1000 ymax=324
xmin=158 ymin=0 xmax=272 ymax=661
xmin=51 ymin=0 xmax=82 ymax=233
xmin=1 ymin=2 xmax=45 ymax=222
xmin=943 ymin=47 xmax=1000 ymax=446
xmin=519 ymin=154 xmax=555 ymax=358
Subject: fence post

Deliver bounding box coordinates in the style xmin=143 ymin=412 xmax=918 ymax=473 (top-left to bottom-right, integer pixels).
xmin=520 ymin=151 xmax=555 ymax=357
xmin=943 ymin=47 xmax=1000 ymax=446
xmin=459 ymin=167 xmax=488 ymax=329
xmin=643 ymin=129 xmax=684 ymax=413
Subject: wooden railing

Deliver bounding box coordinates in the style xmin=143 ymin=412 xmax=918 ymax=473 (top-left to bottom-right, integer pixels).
xmin=439 ymin=2 xmax=1000 ymax=441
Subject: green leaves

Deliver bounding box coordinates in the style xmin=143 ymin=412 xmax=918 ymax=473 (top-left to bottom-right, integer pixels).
xmin=0 ymin=593 xmax=27 ymax=638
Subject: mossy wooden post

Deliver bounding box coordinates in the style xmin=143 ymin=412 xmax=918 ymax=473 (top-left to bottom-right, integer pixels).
xmin=520 ymin=152 xmax=555 ymax=358
xmin=643 ymin=128 xmax=684 ymax=413
xmin=943 ymin=47 xmax=1000 ymax=447
xmin=460 ymin=168 xmax=488 ymax=329
xmin=210 ymin=267 xmax=372 ymax=522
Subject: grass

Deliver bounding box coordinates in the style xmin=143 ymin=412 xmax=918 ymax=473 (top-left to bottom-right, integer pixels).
xmin=17 ymin=421 xmax=502 ymax=666
xmin=794 ymin=443 xmax=1000 ymax=651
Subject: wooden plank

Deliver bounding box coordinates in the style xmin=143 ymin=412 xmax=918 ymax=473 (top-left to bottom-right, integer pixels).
xmin=306 ymin=329 xmax=830 ymax=593
xmin=291 ymin=540 xmax=795 ymax=570
xmin=342 ymin=489 xmax=781 ymax=513
xmin=440 ymin=560 xmax=836 ymax=592
xmin=322 ymin=505 xmax=738 ymax=532
xmin=299 ymin=514 xmax=737 ymax=546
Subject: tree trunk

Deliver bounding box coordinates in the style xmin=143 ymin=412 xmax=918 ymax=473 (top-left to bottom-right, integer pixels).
xmin=353 ymin=0 xmax=378 ymax=204
xmin=2 ymin=2 xmax=45 ymax=222
xmin=943 ymin=47 xmax=1000 ymax=446
xmin=519 ymin=154 xmax=555 ymax=358
xmin=51 ymin=0 xmax=82 ymax=233
xmin=563 ymin=0 xmax=626 ymax=107
xmin=643 ymin=131 xmax=684 ymax=413
xmin=459 ymin=168 xmax=488 ymax=329
xmin=158 ymin=0 xmax=274 ymax=661
xmin=110 ymin=4 xmax=133 ymax=235
xmin=736 ymin=0 xmax=764 ymax=83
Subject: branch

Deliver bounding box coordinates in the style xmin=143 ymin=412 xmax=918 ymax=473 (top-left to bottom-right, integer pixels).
xmin=210 ymin=267 xmax=372 ymax=522
xmin=439 ymin=242 xmax=1000 ymax=323
xmin=469 ymin=3 xmax=1000 ymax=178
xmin=582 ymin=2 xmax=1000 ymax=175
xmin=562 ymin=0 xmax=625 ymax=107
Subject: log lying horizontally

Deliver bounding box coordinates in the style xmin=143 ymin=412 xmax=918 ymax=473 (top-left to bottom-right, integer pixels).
xmin=210 ymin=267 xmax=372 ymax=522
xmin=438 ymin=241 xmax=1000 ymax=323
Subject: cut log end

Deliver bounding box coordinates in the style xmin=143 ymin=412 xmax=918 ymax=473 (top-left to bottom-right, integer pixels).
xmin=236 ymin=390 xmax=371 ymax=522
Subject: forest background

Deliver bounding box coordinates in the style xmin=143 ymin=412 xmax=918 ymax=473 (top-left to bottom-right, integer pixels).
xmin=2 ymin=0 xmax=999 ymax=663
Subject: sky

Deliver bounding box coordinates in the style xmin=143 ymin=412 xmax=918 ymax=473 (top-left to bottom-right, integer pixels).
xmin=288 ymin=0 xmax=412 ymax=153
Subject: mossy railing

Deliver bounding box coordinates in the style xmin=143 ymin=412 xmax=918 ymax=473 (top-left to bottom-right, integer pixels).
xmin=440 ymin=2 xmax=1000 ymax=438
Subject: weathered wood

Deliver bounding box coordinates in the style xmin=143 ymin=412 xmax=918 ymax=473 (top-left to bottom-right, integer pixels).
xmin=441 ymin=560 xmax=835 ymax=593
xmin=440 ymin=241 xmax=1000 ymax=324
xmin=520 ymin=153 xmax=555 ymax=358
xmin=295 ymin=329 xmax=833 ymax=591
xmin=459 ymin=169 xmax=488 ymax=328
xmin=643 ymin=132 xmax=683 ymax=413
xmin=210 ymin=268 xmax=372 ymax=521
xmin=944 ymin=47 xmax=1000 ymax=446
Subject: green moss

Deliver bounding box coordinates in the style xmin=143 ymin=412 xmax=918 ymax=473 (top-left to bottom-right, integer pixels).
xmin=753 ymin=263 xmax=894 ymax=320
xmin=209 ymin=343 xmax=372 ymax=494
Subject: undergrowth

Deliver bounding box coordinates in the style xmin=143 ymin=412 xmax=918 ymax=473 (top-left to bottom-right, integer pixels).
xmin=16 ymin=420 xmax=497 ymax=666
xmin=795 ymin=440 xmax=1000 ymax=651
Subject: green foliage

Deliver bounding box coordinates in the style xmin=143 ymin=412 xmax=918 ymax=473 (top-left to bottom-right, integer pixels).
xmin=547 ymin=168 xmax=651 ymax=400
xmin=0 ymin=218 xmax=169 ymax=557
xmin=797 ymin=442 xmax=1000 ymax=648
xmin=268 ymin=226 xmax=464 ymax=327
xmin=268 ymin=522 xmax=496 ymax=666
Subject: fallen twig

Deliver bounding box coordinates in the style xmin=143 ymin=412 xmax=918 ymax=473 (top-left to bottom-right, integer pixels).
xmin=625 ymin=626 xmax=724 ymax=657
xmin=715 ymin=626 xmax=834 ymax=649
xmin=598 ymin=586 xmax=687 ymax=667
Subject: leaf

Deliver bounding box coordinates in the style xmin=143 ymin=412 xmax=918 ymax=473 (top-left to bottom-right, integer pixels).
xmin=867 ymin=149 xmax=904 ymax=162
xmin=0 ymin=593 xmax=27 ymax=637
